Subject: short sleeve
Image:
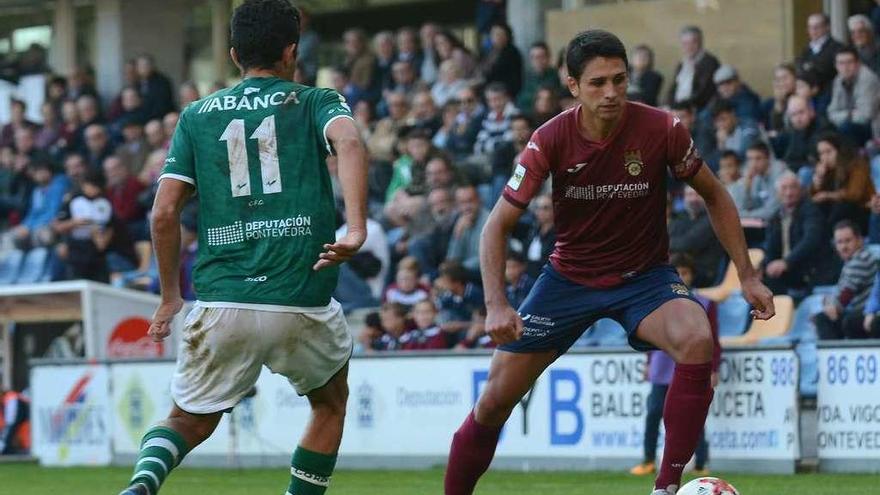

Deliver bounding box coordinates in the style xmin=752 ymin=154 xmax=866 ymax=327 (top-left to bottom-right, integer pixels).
xmin=666 ymin=114 xmax=703 ymax=181
xmin=160 ymin=109 xmax=196 ymax=186
xmin=502 ymin=131 xmax=551 ymax=209
xmin=314 ymin=89 xmax=354 ymax=155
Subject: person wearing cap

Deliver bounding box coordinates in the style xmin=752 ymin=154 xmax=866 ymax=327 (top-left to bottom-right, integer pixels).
xmin=702 ymin=64 xmax=761 ymax=125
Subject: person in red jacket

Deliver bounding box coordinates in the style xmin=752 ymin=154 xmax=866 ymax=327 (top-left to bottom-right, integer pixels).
xmin=0 ymin=385 xmax=31 ymax=455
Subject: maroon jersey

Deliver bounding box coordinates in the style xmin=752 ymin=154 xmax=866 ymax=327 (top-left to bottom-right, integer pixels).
xmin=502 ymin=102 xmax=702 ymax=288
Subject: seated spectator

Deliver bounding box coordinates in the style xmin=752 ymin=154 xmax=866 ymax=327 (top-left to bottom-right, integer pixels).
xmin=377 ymin=60 xmax=425 ymax=117
xmin=667 ymin=25 xmax=720 ymax=110
xmin=104 ymin=156 xmax=147 ymax=244
xmin=36 ymin=102 xmax=63 ymax=155
xmin=144 ymin=118 xmax=167 ymax=151
xmin=848 ymin=14 xmax=880 ymax=76
xmin=400 ymin=299 xmax=449 ymax=350
xmin=826 ymin=47 xmax=879 ymax=146
xmin=434 ymin=260 xmax=484 ymax=344
xmin=334 ymin=217 xmax=388 ymax=306
xmin=419 ymin=22 xmax=440 ymax=84
xmin=432 ymin=100 xmax=461 ymax=150
xmin=0 ymin=99 xmax=35 ymax=149
xmin=795 ymin=68 xmax=830 ymax=118
xmin=366 ymin=91 xmax=409 ymax=164
xmin=505 ymin=250 xmax=534 ymax=309
xmin=432 ymin=60 xmax=469 ymax=107
xmin=717 ymin=150 xmax=742 ymax=187
xmin=729 ymin=142 xmax=785 ymax=224
xmin=62 ymin=153 xmax=88 ymax=192
xmin=811 ymin=132 xmax=874 ymax=231
xmin=13 ymin=160 xmax=69 ymax=250
xmin=530 ymin=86 xmax=562 ymax=128
xmin=670 ymin=100 xmax=714 ymax=158
xmin=514 ymin=193 xmax=555 ymax=279
xmin=455 ymin=307 xmax=495 ymax=350
xmin=112 ymin=87 xmax=149 ymax=138
xmin=73 ymin=94 xmax=103 ymax=152
xmin=704 ymin=65 xmax=761 ymax=125
xmin=445 ymin=86 xmax=485 ymax=161
xmin=136 ymin=54 xmax=175 ymax=121
xmin=772 ymin=94 xmax=832 ymax=173
xmin=83 ymin=124 xmax=115 ymax=172
xmin=13 ymin=127 xmax=51 ymax=173
xmin=116 ymin=120 xmax=150 ymax=175
xmin=425 ymin=154 xmax=461 ymax=192
xmin=668 ymin=186 xmax=724 ymax=287
xmin=178 ymin=80 xmax=201 ymax=108
xmin=491 ymin=114 xmax=532 ymax=202
xmin=761 ymin=63 xmax=797 ymax=133
xmin=406 ymin=187 xmax=456 ymax=275
xmin=59 ymin=100 xmax=80 ymax=152
xmin=480 ymin=22 xmax=522 ymax=98
xmin=408 ymin=90 xmax=441 ymax=134
xmin=343 ymin=28 xmax=377 ymax=103
xmin=626 ymin=44 xmax=663 ymax=107
xmin=329 ymin=65 xmax=367 ymax=112
xmin=162 ymin=112 xmax=179 ymax=141
xmin=816 ymin=220 xmax=878 ymax=340
xmin=446 ymin=184 xmax=490 ymax=275
xmin=474 ymin=82 xmax=519 ymax=156
xmin=396 ymin=27 xmax=423 ymax=73
xmin=372 ymin=302 xmax=412 ymax=351
xmin=518 ymin=42 xmax=563 ymax=110
xmin=384 ymin=257 xmax=430 ymax=308
xmin=710 ymin=101 xmax=759 ymax=162
xmin=138 ymin=148 xmax=167 ymax=187
xmin=373 ymin=31 xmax=396 ymax=93
xmin=762 ymin=172 xmax=828 ymax=297
xmin=385 ymin=127 xmax=433 ymax=203
xmin=434 ymin=29 xmax=477 ymax=80
xmin=796 ymin=13 xmax=844 ymax=97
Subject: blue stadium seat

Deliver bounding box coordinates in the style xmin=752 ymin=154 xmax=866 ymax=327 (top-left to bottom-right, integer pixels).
xmin=867 ymin=244 xmax=880 ymax=260
xmin=578 ymin=318 xmax=627 ymax=347
xmin=797 ymin=340 xmax=819 ymax=398
xmin=717 ymin=293 xmax=750 ymax=337
xmin=15 ymin=247 xmax=49 ymax=284
xmin=0 ymin=249 xmax=24 ymax=285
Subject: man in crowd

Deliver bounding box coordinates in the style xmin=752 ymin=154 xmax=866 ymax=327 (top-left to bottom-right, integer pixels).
xmin=796 ymin=13 xmax=844 ymax=97
xmin=826 ymin=47 xmax=880 ymax=146
xmin=668 ymin=186 xmax=725 ymax=288
xmin=517 ymin=42 xmax=562 ymax=110
xmin=773 ymin=94 xmax=831 ymax=172
xmin=474 ymin=82 xmax=519 ymax=156
xmin=729 ymin=142 xmax=785 ymax=224
xmin=706 ymin=65 xmax=761 ymax=124
xmin=136 ymin=54 xmax=175 ymax=121
xmin=667 ymin=25 xmax=720 ymax=110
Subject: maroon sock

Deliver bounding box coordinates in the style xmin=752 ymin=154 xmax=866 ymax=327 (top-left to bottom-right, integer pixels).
xmin=444 ymin=411 xmax=502 ymax=495
xmin=655 ymin=362 xmax=713 ymax=491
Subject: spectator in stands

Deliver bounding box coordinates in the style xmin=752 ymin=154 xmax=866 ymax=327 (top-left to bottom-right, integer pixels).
xmin=59 ymin=100 xmax=80 ymax=152
xmin=762 ymin=172 xmax=827 ymax=297
xmin=710 ymin=100 xmax=759 ymax=163
xmin=67 ymin=65 xmax=98 ymax=101
xmin=425 ymin=154 xmax=460 ymax=191
xmin=848 ymin=14 xmax=880 ymax=76
xmin=35 ymin=102 xmax=62 ymax=154
xmin=626 ymin=44 xmax=663 ymax=107
xmin=336 ymin=215 xmax=388 ymax=306
xmin=144 ymin=118 xmax=167 ymax=151
xmin=396 ymin=27 xmax=422 ymax=70
xmin=455 ymin=307 xmax=494 ymax=350
xmin=667 ymin=25 xmax=720 ymax=110
xmin=761 ymin=63 xmax=797 ymax=133
xmin=384 ymin=257 xmax=430 ymax=308
xmin=296 ymin=7 xmax=319 ymax=86
xmin=445 ymin=86 xmax=485 ymax=161
xmin=138 ymin=148 xmax=167 ymax=187
xmin=13 ymin=127 xmax=51 ymax=173
xmin=116 ymin=120 xmax=150 ymax=175
xmin=490 ymin=114 xmax=531 ymax=202
xmin=431 ymin=101 xmax=458 ymax=150
xmin=434 ymin=30 xmax=477 ymax=79
xmin=384 ymin=60 xmax=425 ymax=106
xmin=385 ymin=126 xmax=433 ymax=202
xmin=795 ymin=68 xmax=830 ymax=118
xmin=13 ymin=159 xmax=68 ymax=250
xmin=406 ymin=187 xmax=455 ymax=274
xmin=366 ymin=91 xmax=409 ymax=164
xmin=773 ymin=94 xmax=832 ymax=174
xmin=46 ymin=75 xmax=68 ymax=114
xmin=504 ymin=249 xmax=534 ymax=309
xmin=812 ymin=132 xmax=874 ymax=231
xmin=178 ymin=81 xmax=200 ymax=108
xmin=0 ymin=385 xmax=30 ymax=455
xmin=409 ymin=90 xmax=441 ymax=134
xmin=447 ymin=184 xmax=490 ymax=275
xmin=862 ymin=262 xmax=880 ymax=338
xmin=668 ymin=185 xmax=724 ymax=287
xmin=52 ymin=171 xmax=115 ymax=282
xmin=707 ymin=65 xmax=761 ymax=124
xmin=162 ymin=112 xmax=179 ymax=142
xmin=103 ymin=156 xmax=146 ymax=239
xmin=373 ymin=31 xmax=397 ymax=94
xmin=417 ymin=23 xmax=439 ymax=82
xmin=480 ymin=22 xmax=522 ymax=97
xmin=73 ymin=94 xmax=103 ymax=152
xmin=670 ymin=100 xmax=714 ymax=158
xmin=729 ymin=142 xmax=785 ymax=224
xmin=826 ymin=47 xmax=879 ymax=146
xmin=434 ymin=259 xmax=484 ymax=343
xmin=107 ymin=60 xmax=138 ymax=122
xmin=518 ymin=42 xmax=562 ymax=110
xmin=474 ymin=82 xmax=518 ymax=156
xmin=717 ymin=150 xmax=742 ymax=187
xmin=432 ymin=60 xmax=469 ymax=107
xmin=83 ymin=124 xmax=114 ymax=172
xmin=797 ymin=13 xmax=844 ymax=97
xmin=0 ymin=99 xmax=34 ymax=149
xmin=343 ymin=28 xmax=377 ymax=100
xmin=135 ymin=54 xmax=175 ymax=121
xmin=372 ymin=302 xmax=411 ymax=351
xmin=531 ymin=86 xmax=562 ymax=128
xmin=516 ymin=193 xmax=555 ymax=279
xmin=112 ymin=87 xmax=149 ymax=138
xmin=401 ymin=299 xmax=448 ymax=350
xmin=816 ymin=220 xmax=878 ymax=340
xmin=62 ymin=153 xmax=87 ymax=191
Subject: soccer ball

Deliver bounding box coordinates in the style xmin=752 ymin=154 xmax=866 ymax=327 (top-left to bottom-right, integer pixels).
xmin=677 ymin=477 xmax=740 ymax=495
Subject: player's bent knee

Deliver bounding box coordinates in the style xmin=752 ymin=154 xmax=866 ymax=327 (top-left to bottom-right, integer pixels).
xmin=474 ymin=389 xmax=518 ymax=425
xmin=669 ymin=324 xmax=713 ymax=364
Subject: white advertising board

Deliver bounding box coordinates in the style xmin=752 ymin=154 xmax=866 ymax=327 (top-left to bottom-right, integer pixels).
xmin=817 ymin=347 xmax=880 ymax=460
xmin=31 ymin=364 xmax=112 ymax=466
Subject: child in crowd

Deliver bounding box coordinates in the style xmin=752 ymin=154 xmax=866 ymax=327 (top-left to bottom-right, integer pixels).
xmin=401 ymin=299 xmax=448 ymax=350
xmin=384 ymin=256 xmax=431 ymax=308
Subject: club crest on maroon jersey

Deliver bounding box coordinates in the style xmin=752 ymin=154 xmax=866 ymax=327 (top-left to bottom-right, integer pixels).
xmin=624 ymin=149 xmax=643 ymax=176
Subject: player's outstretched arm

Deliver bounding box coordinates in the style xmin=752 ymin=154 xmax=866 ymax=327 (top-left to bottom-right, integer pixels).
xmin=149 ymin=178 xmax=194 ymax=341
xmin=314 ymin=117 xmax=368 ymax=271
xmin=480 ymin=198 xmax=527 ymax=344
xmin=688 ymin=165 xmax=775 ymax=320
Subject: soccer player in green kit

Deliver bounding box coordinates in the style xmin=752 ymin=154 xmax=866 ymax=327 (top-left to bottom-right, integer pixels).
xmin=117 ymin=1 xmax=367 ymax=494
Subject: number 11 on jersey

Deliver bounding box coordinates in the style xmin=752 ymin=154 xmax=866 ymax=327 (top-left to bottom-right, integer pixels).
xmin=219 ymin=115 xmax=282 ymax=198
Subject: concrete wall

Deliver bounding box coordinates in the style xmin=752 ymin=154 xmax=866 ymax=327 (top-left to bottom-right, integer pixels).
xmin=545 ymin=0 xmax=823 ymax=99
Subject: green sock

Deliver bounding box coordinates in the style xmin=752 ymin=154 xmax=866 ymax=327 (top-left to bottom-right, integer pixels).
xmin=287 ymin=446 xmax=337 ymax=495
xmin=129 ymin=426 xmax=190 ymax=494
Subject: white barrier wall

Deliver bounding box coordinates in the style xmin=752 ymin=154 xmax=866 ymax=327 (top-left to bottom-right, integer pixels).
xmin=817 ymin=346 xmax=880 ymax=472
xmin=31 ymin=348 xmax=800 ymax=472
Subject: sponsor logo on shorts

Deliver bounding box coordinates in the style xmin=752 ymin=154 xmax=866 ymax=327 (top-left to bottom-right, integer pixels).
xmin=522 ymin=327 xmax=551 ymax=337
xmin=670 ymin=283 xmax=690 ymax=296
xmin=520 ymin=314 xmax=555 ymax=327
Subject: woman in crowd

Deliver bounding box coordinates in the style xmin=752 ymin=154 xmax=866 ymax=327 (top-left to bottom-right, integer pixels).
xmin=811 ymin=132 xmax=874 ymax=231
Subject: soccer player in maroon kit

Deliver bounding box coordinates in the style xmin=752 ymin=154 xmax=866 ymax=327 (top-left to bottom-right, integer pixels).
xmin=444 ymin=30 xmax=775 ymax=495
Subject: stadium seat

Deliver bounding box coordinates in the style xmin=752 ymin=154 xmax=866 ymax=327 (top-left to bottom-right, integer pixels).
xmin=0 ymin=249 xmax=24 ymax=285
xmin=716 ymin=292 xmax=750 ymax=337
xmin=721 ymin=295 xmax=793 ymax=346
xmin=697 ymin=248 xmax=765 ymax=302
xmin=15 ymin=247 xmax=49 ymax=284
xmin=868 ymin=244 xmax=880 ymax=260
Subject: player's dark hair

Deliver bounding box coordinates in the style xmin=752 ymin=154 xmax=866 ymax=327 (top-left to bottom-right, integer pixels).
xmin=566 ymin=30 xmax=628 ymax=81
xmin=747 ymin=142 xmax=770 ymax=157
xmin=231 ymin=0 xmax=301 ymax=71
xmin=719 ymin=150 xmax=740 ymax=163
xmin=836 ymin=46 xmax=860 ymax=61
xmin=834 ymin=219 xmax=862 ymax=237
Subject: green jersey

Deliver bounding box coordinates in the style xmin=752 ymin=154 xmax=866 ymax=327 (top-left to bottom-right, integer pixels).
xmin=161 ymin=77 xmax=353 ymax=307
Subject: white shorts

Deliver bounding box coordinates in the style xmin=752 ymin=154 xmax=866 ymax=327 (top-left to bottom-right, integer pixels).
xmin=170 ymin=299 xmax=353 ymax=414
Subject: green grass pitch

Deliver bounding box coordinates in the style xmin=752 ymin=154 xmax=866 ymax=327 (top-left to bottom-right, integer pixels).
xmin=0 ymin=464 xmax=876 ymax=494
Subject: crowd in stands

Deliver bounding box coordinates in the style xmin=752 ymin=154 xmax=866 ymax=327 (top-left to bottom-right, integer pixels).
xmin=2 ymin=4 xmax=880 ymax=355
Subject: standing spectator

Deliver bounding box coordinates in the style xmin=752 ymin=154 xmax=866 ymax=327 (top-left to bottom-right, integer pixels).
xmin=761 ymin=63 xmax=797 ymax=133
xmin=0 ymin=99 xmax=35 ymax=148
xmin=797 ymin=13 xmax=844 ymax=97
xmin=848 ymin=14 xmax=880 ymax=75
xmin=343 ymin=28 xmax=377 ymax=100
xmin=707 ymin=65 xmax=761 ymax=124
xmin=432 ymin=60 xmax=469 ymax=107
xmin=135 ymin=54 xmax=175 ymax=120
xmin=762 ymin=172 xmax=828 ymax=297
xmin=178 ymin=81 xmax=201 ymax=108
xmin=474 ymin=82 xmax=519 ymax=156
xmin=667 ymin=25 xmax=721 ymax=110
xmin=816 ymin=220 xmax=878 ymax=340
xmin=728 ymin=142 xmax=785 ymax=224
xmin=627 ymin=44 xmax=663 ymax=107
xmin=517 ymin=193 xmax=556 ymax=279
xmin=812 ymin=132 xmax=874 ymax=230
xmin=480 ymin=23 xmax=522 ymax=98
xmin=83 ymin=124 xmax=114 ymax=172
xmin=296 ymin=7 xmax=319 ymax=86
xmin=419 ymin=22 xmax=440 ymax=84
xmin=518 ymin=42 xmax=562 ymax=110
xmin=446 ymin=184 xmax=490 ymax=275
xmin=826 ymin=47 xmax=880 ymax=146
xmin=773 ymin=94 xmax=832 ymax=174
xmin=668 ymin=186 xmax=725 ymax=287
